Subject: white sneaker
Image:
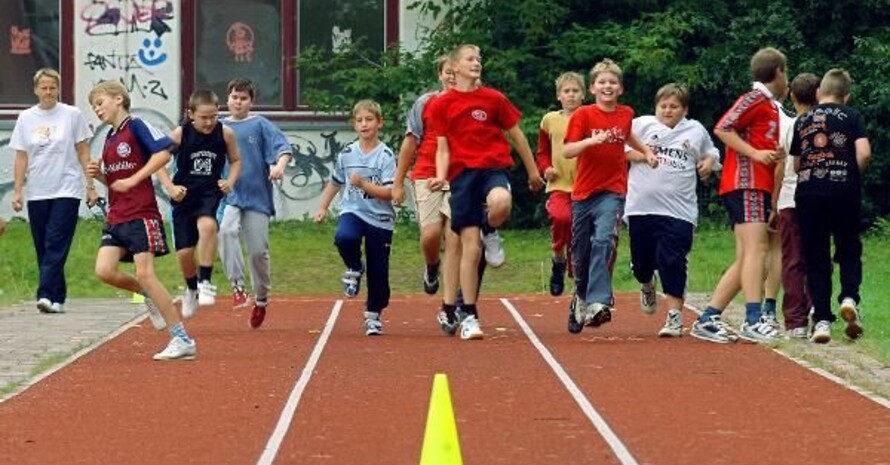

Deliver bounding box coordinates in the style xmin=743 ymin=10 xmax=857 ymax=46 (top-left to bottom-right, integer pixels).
xmin=181 ymin=288 xmax=199 ymax=319
xmin=839 ymin=298 xmax=863 ymax=340
xmin=144 ymin=297 xmax=167 ymax=331
xmin=787 ymin=327 xmax=809 ymax=340
xmin=810 ymin=320 xmax=832 ymax=344
xmin=197 ymin=280 xmax=217 ymax=306
xmin=152 ymin=337 xmax=196 ymax=361
xmin=640 ymin=278 xmax=657 ymax=315
xmin=658 ymin=309 xmax=683 ymax=337
xmin=459 ymin=314 xmax=484 ymax=340
xmin=37 ymin=297 xmax=53 ymax=313
xmin=50 ymin=302 xmax=66 ymax=314
xmin=481 ymin=230 xmax=506 ymax=267
xmin=364 ymin=311 xmax=383 ymax=336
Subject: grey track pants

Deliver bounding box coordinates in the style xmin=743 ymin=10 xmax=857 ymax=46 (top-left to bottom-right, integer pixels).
xmin=218 ymin=205 xmax=272 ymax=300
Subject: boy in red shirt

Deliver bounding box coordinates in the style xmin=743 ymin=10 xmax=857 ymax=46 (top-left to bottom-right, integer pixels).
xmin=563 ymin=58 xmax=657 ymax=333
xmin=429 ymin=44 xmax=544 ymax=340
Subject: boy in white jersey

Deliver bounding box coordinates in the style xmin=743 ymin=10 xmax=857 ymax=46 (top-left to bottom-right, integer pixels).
xmin=314 ymin=100 xmax=396 ymax=336
xmin=624 ymin=83 xmax=721 ymax=338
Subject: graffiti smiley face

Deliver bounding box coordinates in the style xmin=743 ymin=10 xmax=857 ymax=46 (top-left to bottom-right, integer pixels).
xmin=137 ymin=36 xmax=167 ymax=66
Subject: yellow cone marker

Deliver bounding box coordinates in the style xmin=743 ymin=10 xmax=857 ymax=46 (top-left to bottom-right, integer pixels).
xmin=131 ymin=292 xmax=145 ymax=304
xmin=419 ymin=373 xmax=464 ymax=465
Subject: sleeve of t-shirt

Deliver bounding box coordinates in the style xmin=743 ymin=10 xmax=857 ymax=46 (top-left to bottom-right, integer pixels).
xmin=564 ymin=108 xmax=588 ymax=144
xmin=536 ymin=115 xmax=552 ymax=173
xmin=380 ymin=146 xmax=396 ymax=186
xmin=426 ymin=96 xmax=445 ymax=137
xmin=331 ymin=150 xmax=346 ymax=185
xmin=130 ymin=118 xmax=174 ymax=162
xmin=8 ymin=113 xmax=27 ymax=151
xmin=260 ymin=117 xmax=292 ymax=164
xmin=850 ymin=110 xmax=868 ymax=141
xmin=789 ymin=119 xmax=802 ymax=157
xmin=405 ymin=93 xmax=430 ymax=140
xmin=496 ymin=92 xmax=522 ymax=130
xmin=715 ymin=93 xmax=760 ymax=134
xmin=72 ymin=108 xmax=93 ymax=143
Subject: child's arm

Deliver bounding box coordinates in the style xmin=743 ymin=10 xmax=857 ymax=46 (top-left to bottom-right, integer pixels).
xmin=564 ymin=131 xmax=609 ymax=158
xmin=218 ymin=126 xmax=242 ymax=194
xmin=75 ymin=140 xmax=99 ymax=206
xmin=155 ymin=167 xmax=185 ymax=202
xmin=313 ymin=181 xmax=341 ymax=223
xmin=110 ymin=150 xmax=173 ymax=193
xmin=86 ymin=159 xmax=107 ymax=187
xmin=536 ymin=122 xmax=555 ymax=181
xmin=349 ymin=173 xmax=392 ymax=201
xmin=714 ymin=127 xmax=780 ymax=165
xmin=626 ymin=133 xmax=658 ymax=168
xmin=431 ymin=135 xmax=449 ymax=191
xmin=392 ymin=135 xmax=418 ymax=205
xmin=506 ymin=125 xmax=545 ymax=191
xmin=269 ymin=153 xmax=292 ymax=181
xmin=855 ymin=137 xmax=871 ymax=172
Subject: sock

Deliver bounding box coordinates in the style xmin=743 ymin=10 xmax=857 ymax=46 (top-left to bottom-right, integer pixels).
xmin=763 ymin=298 xmax=777 ymax=315
xmin=186 ymin=276 xmax=198 ymax=291
xmin=256 ymin=297 xmax=268 ymax=307
xmin=462 ymin=303 xmax=478 ymax=317
xmin=642 ymin=279 xmax=655 ymax=291
xmin=481 ymin=217 xmax=495 ymax=236
xmin=699 ymin=306 xmax=722 ymax=323
xmin=169 ymin=322 xmax=192 ymax=344
xmin=745 ymin=302 xmax=762 ymax=325
xmin=198 ymin=266 xmax=213 ymax=282
xmin=426 ymin=261 xmax=440 ymax=276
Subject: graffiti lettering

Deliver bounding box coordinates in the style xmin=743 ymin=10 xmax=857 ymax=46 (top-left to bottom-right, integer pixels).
xmin=84 ymin=51 xmax=143 ymax=72
xmin=80 ymin=0 xmax=174 ymax=37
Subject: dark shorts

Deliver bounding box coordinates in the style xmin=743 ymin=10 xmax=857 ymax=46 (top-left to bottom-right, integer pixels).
xmin=722 ymin=189 xmax=771 ymax=226
xmin=448 ymin=168 xmax=511 ymax=232
xmin=100 ymin=218 xmax=169 ymax=262
xmin=171 ymin=191 xmax=223 ymax=250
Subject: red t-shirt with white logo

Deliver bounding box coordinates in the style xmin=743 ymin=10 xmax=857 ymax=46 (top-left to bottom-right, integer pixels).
xmin=564 ymin=104 xmax=634 ymax=201
xmin=428 ymin=87 xmax=521 ymax=180
xmin=715 ymin=89 xmax=780 ymax=195
xmin=101 ymin=117 xmax=173 ymax=225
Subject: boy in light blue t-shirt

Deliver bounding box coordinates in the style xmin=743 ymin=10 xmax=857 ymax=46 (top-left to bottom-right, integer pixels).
xmin=314 ymin=99 xmax=396 ymax=336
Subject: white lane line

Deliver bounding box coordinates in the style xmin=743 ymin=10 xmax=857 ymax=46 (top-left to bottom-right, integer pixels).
xmin=500 ymin=298 xmax=640 ymax=465
xmin=681 ymin=303 xmax=890 ymax=410
xmin=256 ymin=300 xmax=343 ymax=465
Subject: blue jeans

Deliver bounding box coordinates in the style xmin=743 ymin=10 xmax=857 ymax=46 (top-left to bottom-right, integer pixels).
xmin=571 ymin=192 xmax=624 ymax=306
xmin=27 ymin=198 xmax=81 ymax=304
xmin=334 ymin=213 xmax=393 ymax=313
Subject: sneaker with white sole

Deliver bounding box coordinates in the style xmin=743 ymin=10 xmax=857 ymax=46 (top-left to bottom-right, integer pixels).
xmin=49 ymin=302 xmax=66 ymax=314
xmin=37 ymin=298 xmax=53 ymax=314
xmin=690 ymin=315 xmax=737 ymax=344
xmin=839 ymin=298 xmax=863 ymax=340
xmin=658 ymin=309 xmax=683 ymax=337
xmin=181 ymin=288 xmax=199 ymax=319
xmin=152 ymin=337 xmax=196 ymax=361
xmin=482 ymin=230 xmax=506 ymax=267
xmin=787 ymin=326 xmax=809 ymax=340
xmin=232 ymin=284 xmax=251 ymax=310
xmin=640 ymin=278 xmax=657 ymax=315
xmin=437 ymin=309 xmax=459 ymax=335
xmin=249 ymin=300 xmax=267 ymax=329
xmin=197 ymin=280 xmax=216 ymax=306
xmin=738 ymin=319 xmax=779 ymax=343
xmin=568 ymin=296 xmax=584 ymax=334
xmin=459 ymin=314 xmax=484 ymax=340
xmin=810 ymin=320 xmax=832 ymax=344
xmin=364 ymin=311 xmax=383 ymax=336
xmin=341 ymin=269 xmax=363 ymax=298
xmin=584 ymin=302 xmax=612 ymax=327
xmin=761 ymin=312 xmax=781 ymax=333
xmin=144 ymin=297 xmax=167 ymax=331
xmin=423 ymin=267 xmax=439 ymax=295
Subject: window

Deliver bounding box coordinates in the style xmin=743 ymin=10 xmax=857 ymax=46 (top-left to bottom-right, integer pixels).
xmin=0 ymin=0 xmax=61 ymax=106
xmin=184 ymin=0 xmax=398 ymax=113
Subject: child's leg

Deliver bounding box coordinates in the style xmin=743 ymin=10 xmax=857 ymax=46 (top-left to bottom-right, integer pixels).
xmin=441 ymin=221 xmax=462 ymax=306
xmin=95 ymin=246 xmax=140 ymax=292
xmin=833 ymin=197 xmax=862 ymax=305
xmin=241 ymin=210 xmax=272 ymax=301
xmin=797 ymin=198 xmax=834 ymax=323
xmin=133 ymin=252 xmax=182 ymax=328
xmin=334 ymin=213 xmax=365 ymax=272
xmin=763 ymin=229 xmax=782 ymax=314
xmin=547 ymin=192 xmax=572 ymax=261
xmin=653 ymin=217 xmax=694 ymax=309
xmin=485 ymin=187 xmax=512 ymax=228
xmin=736 ymin=222 xmax=770 ymax=322
xmin=196 ymin=215 xmax=218 ymax=281
xmin=628 ymin=216 xmax=657 ymax=285
xmin=583 ymin=193 xmax=624 ymax=306
xmin=457 ymin=226 xmax=483 ymax=307
xmin=365 ymin=226 xmax=393 ymax=313
xmin=218 ymin=205 xmax=247 ymax=285
xmin=778 ymin=208 xmax=810 ymax=330
xmin=177 ymin=247 xmax=198 ymax=284
xmin=570 ymin=198 xmax=594 ymax=303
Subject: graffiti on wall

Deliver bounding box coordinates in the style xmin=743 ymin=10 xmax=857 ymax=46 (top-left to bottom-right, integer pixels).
xmin=80 ymin=0 xmax=174 ymax=37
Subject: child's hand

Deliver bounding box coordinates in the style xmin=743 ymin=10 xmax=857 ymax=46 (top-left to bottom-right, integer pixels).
xmin=697 ymin=157 xmax=715 ymax=180
xmin=85 ymin=188 xmax=100 ymax=207
xmin=392 ymin=183 xmax=405 ymax=206
xmin=166 ymin=184 xmax=187 ymax=202
xmin=644 ymin=151 xmax=659 ymax=169
xmin=110 ymin=177 xmax=137 ymax=193
xmin=313 ymin=208 xmax=327 ymax=223
xmin=767 ymin=211 xmax=779 ymax=233
xmin=543 ymin=167 xmax=557 ymax=182
xmin=269 ymin=164 xmax=286 ymax=181
xmin=218 ymin=179 xmax=234 ymax=194
xmin=11 ymin=192 xmax=23 ymax=212
xmin=528 ymin=173 xmax=545 ymax=192
xmin=588 ymin=130 xmax=609 ymax=146
xmin=86 ymin=160 xmax=102 ymax=178
xmin=427 ymin=177 xmax=448 ymax=191
xmin=349 ymin=173 xmax=365 ymax=189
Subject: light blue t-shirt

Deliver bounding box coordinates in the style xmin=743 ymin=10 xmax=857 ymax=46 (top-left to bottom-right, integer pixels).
xmin=221 ymin=115 xmax=292 ymax=216
xmin=331 ymin=140 xmax=396 ymax=231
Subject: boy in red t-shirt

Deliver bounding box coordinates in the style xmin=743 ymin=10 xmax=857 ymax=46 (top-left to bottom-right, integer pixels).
xmin=691 ymin=47 xmax=788 ymax=344
xmin=429 ymin=44 xmax=544 ymax=340
xmin=563 ymin=58 xmax=656 ymax=333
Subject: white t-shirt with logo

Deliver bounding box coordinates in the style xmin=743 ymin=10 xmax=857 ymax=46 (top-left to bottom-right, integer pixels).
xmin=9 ymin=102 xmax=93 ymax=201
xmin=776 ymin=102 xmax=798 ymax=210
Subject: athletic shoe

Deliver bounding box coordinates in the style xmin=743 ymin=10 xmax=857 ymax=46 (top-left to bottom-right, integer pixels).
xmin=810 ymin=320 xmax=832 ymax=344
xmin=761 ymin=311 xmax=781 ymax=333
xmin=249 ymin=301 xmax=267 ymax=329
xmin=437 ymin=310 xmax=459 ymax=336
xmin=787 ymin=326 xmax=809 ymax=340
xmin=459 ymin=314 xmax=484 ymax=340
xmin=232 ymin=284 xmax=251 ymax=310
xmin=690 ymin=315 xmax=737 ymax=344
xmin=36 ymin=298 xmax=53 ymax=314
xmin=482 ymin=230 xmax=506 ymax=267
xmin=839 ymin=298 xmax=863 ymax=340
xmin=48 ymin=302 xmax=66 ymax=314
xmin=144 ymin=297 xmax=167 ymax=331
xmin=549 ymin=259 xmax=567 ymax=296
xmin=341 ymin=269 xmax=362 ymax=298
xmin=197 ymin=280 xmax=217 ymax=306
xmin=423 ymin=267 xmax=439 ymax=295
xmin=658 ymin=309 xmax=683 ymax=337
xmin=585 ymin=303 xmax=612 ymax=327
xmin=364 ymin=311 xmax=383 ymax=336
xmin=640 ymin=277 xmax=657 ymax=315
xmin=738 ymin=319 xmax=780 ymax=343
xmin=152 ymin=337 xmax=196 ymax=361
xmin=180 ymin=288 xmax=199 ymax=319
xmin=567 ymin=296 xmax=583 ymax=334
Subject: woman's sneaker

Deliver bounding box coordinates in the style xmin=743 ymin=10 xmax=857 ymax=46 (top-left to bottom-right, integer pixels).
xmin=810 ymin=320 xmax=832 ymax=344
xmin=690 ymin=315 xmax=737 ymax=343
xmin=152 ymin=337 xmax=196 ymax=361
xmin=839 ymin=298 xmax=863 ymax=340
xmin=658 ymin=309 xmax=683 ymax=337
xmin=341 ymin=269 xmax=363 ymax=298
xmin=364 ymin=311 xmax=383 ymax=336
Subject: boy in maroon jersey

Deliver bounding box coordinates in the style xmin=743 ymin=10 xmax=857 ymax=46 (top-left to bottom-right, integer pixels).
xmin=429 ymin=44 xmax=545 ymax=340
xmin=87 ymin=81 xmax=196 ymax=361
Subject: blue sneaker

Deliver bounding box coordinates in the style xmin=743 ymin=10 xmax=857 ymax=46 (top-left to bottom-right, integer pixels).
xmin=568 ymin=296 xmax=583 ymax=334
xmin=341 ymin=269 xmax=362 ymax=298
xmin=364 ymin=311 xmax=383 ymax=336
xmin=690 ymin=315 xmax=738 ymax=344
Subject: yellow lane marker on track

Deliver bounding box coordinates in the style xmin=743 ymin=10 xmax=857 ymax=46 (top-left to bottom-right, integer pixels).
xmin=419 ymin=373 xmax=464 ymax=465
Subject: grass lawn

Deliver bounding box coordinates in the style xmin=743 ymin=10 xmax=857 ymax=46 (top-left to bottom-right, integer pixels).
xmin=1 ymin=218 xmax=886 ymax=363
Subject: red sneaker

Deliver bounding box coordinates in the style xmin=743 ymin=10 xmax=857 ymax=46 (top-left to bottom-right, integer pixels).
xmin=232 ymin=286 xmax=250 ymax=310
xmin=249 ymin=302 xmax=267 ymax=329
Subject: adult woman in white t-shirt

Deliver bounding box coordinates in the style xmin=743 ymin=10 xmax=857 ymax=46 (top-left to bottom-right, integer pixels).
xmin=10 ymin=68 xmax=96 ymax=314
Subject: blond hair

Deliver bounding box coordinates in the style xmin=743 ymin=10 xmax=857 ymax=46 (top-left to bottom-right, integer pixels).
xmin=750 ymin=47 xmax=786 ymax=83
xmin=819 ymin=68 xmax=852 ymax=99
xmin=590 ymin=58 xmax=623 ymax=83
xmin=555 ymin=72 xmax=584 ymax=93
xmin=655 ymin=83 xmax=689 ymax=108
xmin=449 ymin=44 xmax=480 ymax=63
xmin=89 ymin=80 xmax=131 ymax=111
xmin=436 ymin=53 xmax=452 ymax=74
xmin=33 ymin=68 xmax=61 ymax=87
xmin=352 ymin=99 xmax=383 ymax=121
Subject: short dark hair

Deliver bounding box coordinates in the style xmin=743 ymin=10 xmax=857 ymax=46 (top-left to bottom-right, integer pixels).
xmin=790 ymin=73 xmax=819 ymax=106
xmin=750 ymin=47 xmax=786 ymax=83
xmin=227 ymin=78 xmax=256 ymax=100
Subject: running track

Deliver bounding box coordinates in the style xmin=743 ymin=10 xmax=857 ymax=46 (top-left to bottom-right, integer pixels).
xmin=2 ymin=294 xmax=889 ymax=464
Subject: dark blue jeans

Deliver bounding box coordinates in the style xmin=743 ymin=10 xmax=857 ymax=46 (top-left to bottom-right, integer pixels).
xmin=27 ymin=197 xmax=81 ymax=304
xmin=334 ymin=213 xmax=393 ymax=314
